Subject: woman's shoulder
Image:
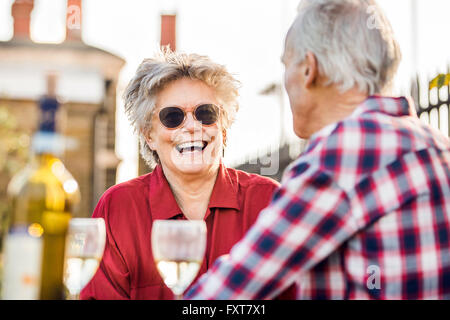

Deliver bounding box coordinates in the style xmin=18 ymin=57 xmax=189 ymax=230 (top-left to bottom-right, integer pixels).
xmin=93 ymin=173 xmax=154 ymax=222
xmin=100 ymin=172 xmax=152 ymax=203
xmin=224 ymin=166 xmax=280 ymax=189
xmin=223 ymin=167 xmax=280 ymax=214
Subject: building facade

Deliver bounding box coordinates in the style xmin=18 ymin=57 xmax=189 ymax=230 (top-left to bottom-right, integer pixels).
xmin=0 ymin=0 xmax=125 ymax=216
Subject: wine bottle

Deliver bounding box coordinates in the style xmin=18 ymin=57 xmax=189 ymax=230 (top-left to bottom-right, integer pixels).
xmin=1 ymin=75 xmax=81 ymax=300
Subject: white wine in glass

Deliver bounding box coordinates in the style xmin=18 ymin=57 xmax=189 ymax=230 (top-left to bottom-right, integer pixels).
xmin=151 ymin=220 xmax=207 ymax=299
xmin=63 ymin=218 xmax=106 ymax=300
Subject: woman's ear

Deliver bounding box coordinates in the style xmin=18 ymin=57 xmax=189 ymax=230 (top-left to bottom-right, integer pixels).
xmin=143 ymin=129 xmax=156 ymax=151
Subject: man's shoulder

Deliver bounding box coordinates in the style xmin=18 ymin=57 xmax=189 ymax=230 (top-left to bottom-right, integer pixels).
xmin=310 ymin=110 xmax=414 ymax=159
xmin=326 ymin=107 xmax=447 ymax=158
xmin=293 ymin=106 xmax=448 ymax=192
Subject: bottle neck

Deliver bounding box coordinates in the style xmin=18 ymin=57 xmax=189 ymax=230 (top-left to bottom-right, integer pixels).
xmin=34 ymin=152 xmax=58 ymax=162
xmin=29 ymin=153 xmax=61 ymax=173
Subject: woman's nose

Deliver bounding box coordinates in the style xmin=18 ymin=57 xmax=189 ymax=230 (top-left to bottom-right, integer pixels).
xmin=183 ymin=112 xmax=202 ymax=133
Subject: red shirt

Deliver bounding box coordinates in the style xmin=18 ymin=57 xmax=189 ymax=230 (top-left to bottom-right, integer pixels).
xmin=81 ymin=164 xmax=296 ymax=299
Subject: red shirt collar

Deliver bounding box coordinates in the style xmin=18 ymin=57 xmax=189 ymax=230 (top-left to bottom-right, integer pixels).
xmin=149 ymin=163 xmax=240 ymax=220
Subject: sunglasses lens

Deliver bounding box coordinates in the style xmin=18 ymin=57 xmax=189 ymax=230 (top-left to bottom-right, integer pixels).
xmin=195 ymin=104 xmax=219 ymax=125
xmin=159 ymin=107 xmax=185 ymax=128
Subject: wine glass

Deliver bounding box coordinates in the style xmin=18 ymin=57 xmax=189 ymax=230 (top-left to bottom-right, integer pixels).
xmin=151 ymin=219 xmax=207 ymax=300
xmin=63 ymin=218 xmax=106 ymax=300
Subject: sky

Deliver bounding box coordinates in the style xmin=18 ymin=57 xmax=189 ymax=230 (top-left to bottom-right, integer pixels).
xmin=1 ymin=0 xmax=450 ymax=183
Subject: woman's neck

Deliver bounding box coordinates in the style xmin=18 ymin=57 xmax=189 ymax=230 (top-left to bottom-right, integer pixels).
xmin=161 ymin=164 xmax=220 ymax=220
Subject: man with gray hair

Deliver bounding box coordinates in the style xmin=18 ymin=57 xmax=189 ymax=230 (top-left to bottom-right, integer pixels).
xmin=185 ymin=0 xmax=450 ymax=299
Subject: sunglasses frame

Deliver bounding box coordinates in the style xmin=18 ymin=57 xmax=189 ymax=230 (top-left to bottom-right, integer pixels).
xmin=157 ymin=104 xmax=221 ymax=130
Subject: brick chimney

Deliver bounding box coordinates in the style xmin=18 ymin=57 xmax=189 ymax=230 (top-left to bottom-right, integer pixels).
xmin=160 ymin=14 xmax=176 ymax=50
xmin=11 ymin=0 xmax=34 ymax=40
xmin=66 ymin=0 xmax=82 ymax=41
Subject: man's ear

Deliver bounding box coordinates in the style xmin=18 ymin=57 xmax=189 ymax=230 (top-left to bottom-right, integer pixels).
xmin=304 ymin=51 xmax=318 ymax=89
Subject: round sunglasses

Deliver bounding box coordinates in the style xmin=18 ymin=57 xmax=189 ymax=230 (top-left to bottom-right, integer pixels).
xmin=158 ymin=104 xmax=220 ymax=129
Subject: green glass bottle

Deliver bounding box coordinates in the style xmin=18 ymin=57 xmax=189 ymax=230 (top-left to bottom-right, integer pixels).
xmin=2 ymin=87 xmax=80 ymax=299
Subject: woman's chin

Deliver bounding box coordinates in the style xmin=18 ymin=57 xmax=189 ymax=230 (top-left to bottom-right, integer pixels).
xmin=176 ymin=164 xmax=208 ymax=175
xmin=173 ymin=162 xmax=219 ymax=176
xmin=170 ymin=152 xmax=219 ymax=175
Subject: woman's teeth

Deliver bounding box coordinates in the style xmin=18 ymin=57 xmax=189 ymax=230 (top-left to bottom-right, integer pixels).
xmin=176 ymin=141 xmax=208 ymax=153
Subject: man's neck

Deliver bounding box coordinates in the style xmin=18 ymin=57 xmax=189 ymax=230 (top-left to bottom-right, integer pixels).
xmin=310 ymin=86 xmax=368 ymax=136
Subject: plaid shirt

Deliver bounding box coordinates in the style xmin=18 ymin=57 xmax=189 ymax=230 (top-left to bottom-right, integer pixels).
xmin=185 ymin=96 xmax=450 ymax=300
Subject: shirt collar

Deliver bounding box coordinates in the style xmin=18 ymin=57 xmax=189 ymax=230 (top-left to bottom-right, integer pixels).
xmin=306 ymin=95 xmax=417 ymax=151
xmin=149 ymin=165 xmax=183 ymax=220
xmin=208 ymin=163 xmax=240 ymax=211
xmin=149 ymin=163 xmax=240 ymax=221
xmin=352 ymin=95 xmax=417 ymax=118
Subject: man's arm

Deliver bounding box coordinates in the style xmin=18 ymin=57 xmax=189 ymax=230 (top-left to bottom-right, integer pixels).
xmin=185 ymin=166 xmax=357 ymax=299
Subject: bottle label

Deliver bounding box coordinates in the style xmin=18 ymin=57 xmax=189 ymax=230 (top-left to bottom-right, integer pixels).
xmin=2 ymin=229 xmax=43 ymax=300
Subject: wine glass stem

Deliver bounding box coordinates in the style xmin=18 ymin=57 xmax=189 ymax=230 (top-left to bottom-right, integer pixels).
xmin=175 ymin=293 xmax=183 ymax=300
xmin=67 ymin=291 xmax=80 ymax=300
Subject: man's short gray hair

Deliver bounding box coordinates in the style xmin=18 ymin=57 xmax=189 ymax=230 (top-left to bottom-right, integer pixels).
xmin=286 ymin=0 xmax=401 ymax=95
xmin=123 ymin=48 xmax=240 ymax=169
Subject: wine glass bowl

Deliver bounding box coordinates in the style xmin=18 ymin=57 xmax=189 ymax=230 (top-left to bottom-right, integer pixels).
xmin=151 ymin=219 xmax=207 ymax=299
xmin=63 ymin=218 xmax=106 ymax=300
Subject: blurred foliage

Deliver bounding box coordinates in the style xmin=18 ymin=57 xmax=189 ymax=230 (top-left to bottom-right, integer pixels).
xmin=429 ymin=73 xmax=450 ymax=90
xmin=0 ymin=104 xmax=30 ymax=190
xmin=0 ymin=104 xmax=30 ymax=282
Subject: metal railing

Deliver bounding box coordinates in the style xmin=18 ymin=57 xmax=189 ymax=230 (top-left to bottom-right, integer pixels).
xmin=411 ymin=67 xmax=450 ymax=137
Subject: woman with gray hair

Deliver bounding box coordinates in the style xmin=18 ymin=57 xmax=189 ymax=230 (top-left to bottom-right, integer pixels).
xmin=80 ymin=48 xmax=296 ymax=299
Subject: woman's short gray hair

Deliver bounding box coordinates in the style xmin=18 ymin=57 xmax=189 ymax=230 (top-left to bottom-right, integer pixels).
xmin=123 ymin=48 xmax=240 ymax=169
xmin=286 ymin=0 xmax=401 ymax=95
